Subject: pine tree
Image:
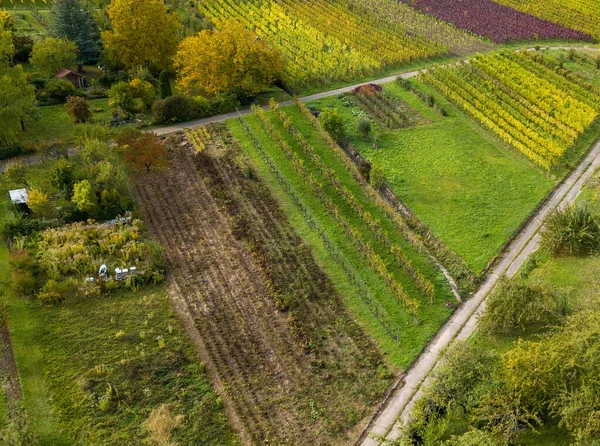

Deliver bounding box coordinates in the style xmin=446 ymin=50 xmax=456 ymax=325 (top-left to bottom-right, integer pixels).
xmin=50 ymin=0 xmax=101 ymax=65
xmin=158 ymin=70 xmax=172 ymax=99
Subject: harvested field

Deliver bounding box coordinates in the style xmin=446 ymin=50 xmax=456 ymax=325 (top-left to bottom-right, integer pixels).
xmin=133 ymin=127 xmax=392 ymax=445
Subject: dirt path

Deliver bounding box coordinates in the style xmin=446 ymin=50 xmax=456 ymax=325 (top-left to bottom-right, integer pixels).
xmin=361 ymin=135 xmax=600 ymax=446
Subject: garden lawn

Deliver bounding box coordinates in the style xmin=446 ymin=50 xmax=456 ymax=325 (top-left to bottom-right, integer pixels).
xmin=21 ymin=98 xmax=113 ymax=144
xmin=308 ymin=81 xmax=554 ymax=273
xmin=228 ymin=111 xmax=456 ymax=368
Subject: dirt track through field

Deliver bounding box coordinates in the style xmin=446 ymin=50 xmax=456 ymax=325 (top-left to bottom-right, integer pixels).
xmin=134 ymin=134 xmax=390 ymax=445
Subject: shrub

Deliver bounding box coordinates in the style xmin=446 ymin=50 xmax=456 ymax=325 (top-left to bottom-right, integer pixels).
xmin=369 ymin=164 xmax=386 ymax=189
xmin=38 ymin=279 xmax=78 ymax=304
xmin=50 ymin=158 xmax=76 ymax=198
xmin=207 ymin=92 xmax=240 ymax=115
xmin=46 ymin=79 xmax=78 ymax=102
xmin=129 ymin=78 xmax=155 ymax=110
xmin=28 ymin=188 xmax=52 ymax=218
xmin=71 ymin=180 xmax=97 ymax=216
xmin=65 ymin=96 xmax=92 ymax=123
xmin=595 ymin=57 xmax=600 ymax=70
xmin=9 ymin=249 xmax=36 ymax=296
xmin=4 ymin=160 xmax=28 ymax=187
xmin=108 ymin=81 xmax=136 ymax=119
xmin=357 ymin=117 xmax=371 ymax=139
xmin=541 ymin=206 xmax=600 ymax=256
xmin=95 ymin=70 xmax=119 ymax=89
xmin=319 ymin=108 xmax=346 ymax=145
xmin=478 ymin=277 xmax=559 ymax=334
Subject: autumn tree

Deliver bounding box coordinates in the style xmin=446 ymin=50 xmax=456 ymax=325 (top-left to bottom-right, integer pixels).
xmin=65 ymin=96 xmax=92 ymax=123
xmin=30 ymin=37 xmax=78 ymax=76
xmin=175 ymin=21 xmax=284 ymax=97
xmin=102 ymin=0 xmax=181 ymax=72
xmin=120 ymin=132 xmax=169 ymax=172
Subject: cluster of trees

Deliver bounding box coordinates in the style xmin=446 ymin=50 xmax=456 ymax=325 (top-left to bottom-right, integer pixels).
xmin=400 ymin=204 xmax=600 ymax=446
xmin=2 ymin=0 xmax=286 ymax=143
xmin=1 ymin=125 xmax=168 ymax=240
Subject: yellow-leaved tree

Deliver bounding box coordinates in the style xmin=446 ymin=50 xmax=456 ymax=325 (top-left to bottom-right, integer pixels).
xmin=174 ymin=21 xmax=285 ymax=97
xmin=102 ymin=0 xmax=181 ymax=72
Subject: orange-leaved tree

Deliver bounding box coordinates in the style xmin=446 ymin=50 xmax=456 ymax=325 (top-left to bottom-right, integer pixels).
xmin=174 ymin=21 xmax=285 ymax=97
xmin=102 ymin=0 xmax=181 ymax=72
xmin=120 ymin=132 xmax=169 ymax=172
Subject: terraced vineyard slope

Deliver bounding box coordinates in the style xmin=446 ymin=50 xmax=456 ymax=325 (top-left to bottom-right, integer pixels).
xmin=134 ymin=128 xmax=393 ymax=445
xmin=421 ymin=51 xmax=600 ymax=169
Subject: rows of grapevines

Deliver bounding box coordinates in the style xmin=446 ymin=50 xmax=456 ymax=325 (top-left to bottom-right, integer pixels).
xmin=493 ymin=0 xmax=600 ymax=41
xmin=268 ymin=99 xmax=434 ymax=298
xmin=184 ymin=127 xmax=210 ymax=153
xmin=237 ymin=117 xmax=402 ymax=339
xmin=252 ymin=104 xmax=421 ymax=315
xmin=420 ymin=51 xmax=600 ymax=169
xmin=198 ymin=0 xmax=483 ymax=90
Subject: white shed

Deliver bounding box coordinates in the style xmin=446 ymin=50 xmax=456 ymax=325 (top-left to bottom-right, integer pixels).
xmin=9 ymin=188 xmax=28 ymax=205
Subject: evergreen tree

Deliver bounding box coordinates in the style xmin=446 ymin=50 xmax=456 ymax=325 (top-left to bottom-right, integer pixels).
xmin=158 ymin=70 xmax=172 ymax=99
xmin=50 ymin=0 xmax=101 ymax=65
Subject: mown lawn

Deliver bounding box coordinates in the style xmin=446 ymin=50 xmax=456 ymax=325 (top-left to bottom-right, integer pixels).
xmin=308 ymin=80 xmax=555 ymax=273
xmin=228 ymin=109 xmax=456 ymax=368
xmin=21 ymin=98 xmax=113 ymax=144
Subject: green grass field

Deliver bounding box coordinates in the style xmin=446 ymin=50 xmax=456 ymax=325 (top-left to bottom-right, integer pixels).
xmin=21 ymin=98 xmax=113 ymax=144
xmin=307 ymin=80 xmax=554 ymax=273
xmin=228 ymin=106 xmax=457 ymax=368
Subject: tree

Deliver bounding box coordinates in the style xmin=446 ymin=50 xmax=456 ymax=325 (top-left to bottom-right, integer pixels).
xmin=158 ymin=70 xmax=172 ymax=99
xmin=108 ymin=81 xmax=135 ymax=119
xmin=30 ymin=37 xmax=78 ymax=76
xmin=4 ymin=160 xmax=28 ymax=186
xmin=102 ymin=0 xmax=181 ymax=72
xmin=120 ymin=132 xmax=169 ymax=172
xmin=50 ymin=0 xmax=101 ymax=64
xmin=72 ymin=179 xmax=97 ymax=215
xmin=0 ymin=14 xmax=14 ymax=68
xmin=175 ymin=21 xmax=284 ymax=97
xmin=0 ymin=22 xmax=35 ymax=144
xmin=64 ymin=96 xmax=92 ymax=123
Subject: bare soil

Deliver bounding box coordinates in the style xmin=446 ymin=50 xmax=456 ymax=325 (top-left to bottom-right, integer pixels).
xmin=133 ymin=126 xmax=392 ymax=445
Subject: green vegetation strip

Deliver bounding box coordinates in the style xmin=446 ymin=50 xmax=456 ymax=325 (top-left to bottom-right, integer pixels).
xmin=229 ymin=110 xmax=455 ymax=367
